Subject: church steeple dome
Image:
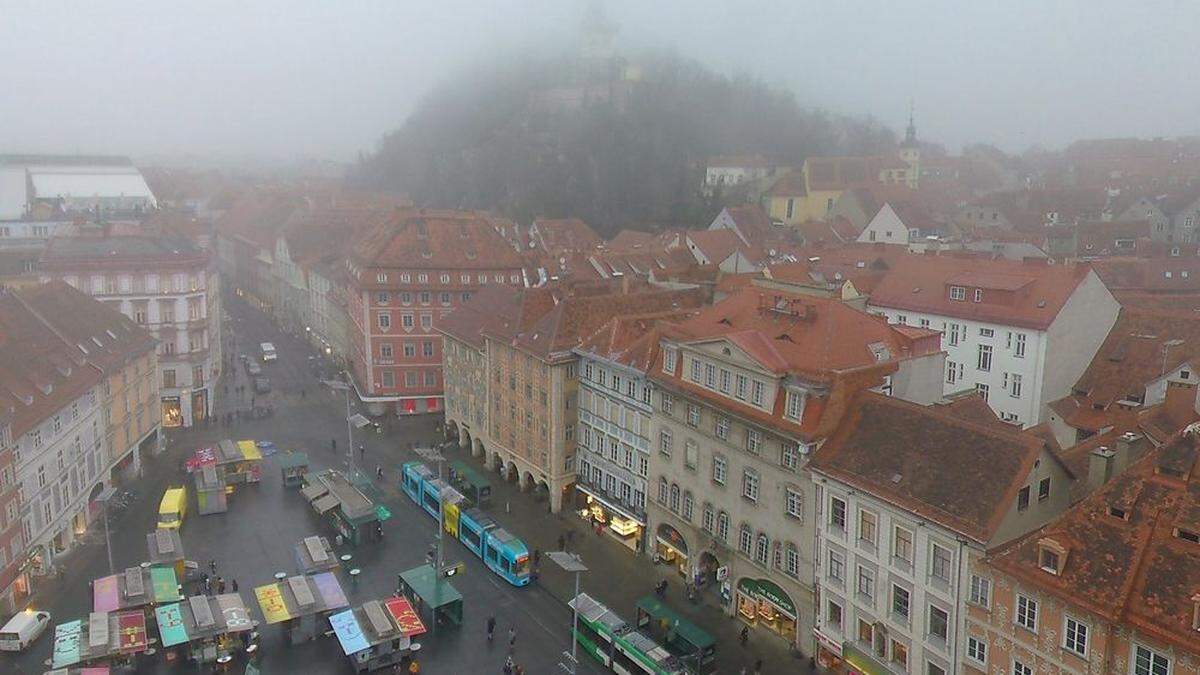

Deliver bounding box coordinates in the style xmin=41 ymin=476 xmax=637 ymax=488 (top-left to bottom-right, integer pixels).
xmin=903 ymin=100 xmax=918 ymax=147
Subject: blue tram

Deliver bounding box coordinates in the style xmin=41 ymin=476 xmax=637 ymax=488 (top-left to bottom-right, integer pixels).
xmin=401 ymin=461 xmax=531 ymax=587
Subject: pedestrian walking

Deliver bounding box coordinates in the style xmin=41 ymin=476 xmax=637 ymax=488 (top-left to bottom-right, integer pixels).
xmin=407 ymin=659 xmax=420 ymax=674
xmin=332 ymin=438 xmax=337 ymax=453
xmin=753 ymin=658 xmax=763 ymax=675
xmin=376 ymin=465 xmax=383 ymax=479
xmin=359 ymin=444 xmax=365 ymax=460
xmin=507 ymin=626 xmax=516 ymax=650
xmin=204 ymin=575 xmax=212 ymax=595
xmin=232 ymin=579 xmax=239 ymax=593
xmin=217 ymin=577 xmax=226 ymax=594
xmin=503 ymin=655 xmax=515 ymax=674
xmin=301 ymin=389 xmax=306 ymax=400
xmin=209 ymin=559 xmax=217 ymax=575
xmin=557 ymin=534 xmax=566 ymax=551
xmin=532 ymin=549 xmax=540 ymax=566
xmin=485 ymin=615 xmax=495 ymax=642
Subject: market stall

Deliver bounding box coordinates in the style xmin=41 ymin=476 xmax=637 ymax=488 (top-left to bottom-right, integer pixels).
xmin=49 ymin=611 xmax=151 ymax=671
xmin=145 ymin=529 xmax=186 ymax=580
xmin=294 ymin=535 xmax=339 ymax=575
xmin=303 ymin=470 xmax=380 ymax=546
xmin=153 ymin=593 xmax=255 ymax=667
xmin=92 ymin=566 xmax=182 ymax=615
xmin=279 ymin=452 xmax=309 ymax=487
xmin=193 ymin=464 xmax=228 ymax=515
xmin=329 ymin=597 xmax=427 ymax=673
xmin=396 ymin=564 xmax=462 ymax=631
xmin=253 ymin=571 xmax=349 ymax=645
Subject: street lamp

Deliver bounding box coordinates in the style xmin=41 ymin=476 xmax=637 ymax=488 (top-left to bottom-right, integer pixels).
xmin=94 ymin=486 xmax=117 ymax=575
xmin=322 ymin=379 xmax=355 ymax=475
xmin=547 ymin=551 xmax=588 ymax=674
xmin=414 ymin=446 xmax=448 ymax=575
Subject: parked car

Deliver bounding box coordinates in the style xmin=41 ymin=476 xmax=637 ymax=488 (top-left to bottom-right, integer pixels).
xmin=246 ymin=361 xmax=262 ymax=376
xmin=0 ymin=609 xmax=51 ymax=651
xmin=254 ymin=377 xmax=271 ymax=394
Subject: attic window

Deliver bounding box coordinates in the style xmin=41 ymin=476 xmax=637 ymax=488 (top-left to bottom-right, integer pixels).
xmin=1177 ymin=528 xmax=1200 ymax=544
xmin=1037 ymin=538 xmax=1068 ymax=576
xmin=949 ymin=286 xmax=966 ymax=301
xmin=973 ymin=289 xmax=983 ymax=302
xmin=1108 ymin=506 xmax=1128 ymax=520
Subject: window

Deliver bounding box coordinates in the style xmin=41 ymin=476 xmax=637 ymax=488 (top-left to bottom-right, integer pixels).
xmin=859 ymin=510 xmax=878 ymax=546
xmin=381 ymin=344 xmax=394 ymax=359
xmin=781 ymin=442 xmax=800 ymax=471
xmin=1017 ymin=485 xmax=1031 ymax=511
xmin=702 ymin=504 xmax=714 ymax=532
xmin=686 ymin=404 xmax=700 ymax=427
xmin=894 ymin=527 xmax=914 ymax=565
xmin=974 ymin=288 xmax=983 ymax=302
xmin=162 ymin=369 xmax=176 ymax=388
xmin=967 ymin=636 xmax=987 ymax=666
xmin=378 ymin=313 xmax=392 ymax=329
xmin=661 ymin=392 xmax=674 ymax=414
xmin=1013 ymin=332 xmax=1026 ymax=357
xmin=703 ymin=363 xmax=716 ymax=388
xmin=669 ymin=484 xmax=680 ymax=512
xmin=1012 ymin=660 xmax=1032 ymax=675
xmin=1038 ymin=477 xmax=1051 ymax=501
xmin=976 ymin=383 xmax=989 ymax=401
xmin=401 ymin=314 xmax=414 ymax=328
xmin=826 ymin=600 xmax=842 ymax=630
xmin=659 ymin=429 xmax=672 ymax=456
xmin=948 ymin=322 xmax=961 ymax=346
xmin=715 ymin=416 xmax=729 ymax=440
xmin=1015 ymin=594 xmax=1038 ymax=631
xmin=419 ymin=291 xmax=431 ymax=305
xmin=892 ymin=584 xmax=911 ymax=619
xmin=1063 ymin=616 xmax=1088 ymax=658
xmin=716 ymin=512 xmax=729 ymax=541
xmin=690 ymin=359 xmax=702 ymax=382
xmin=785 ymin=487 xmax=803 ymax=519
xmin=930 ymin=544 xmax=951 ymax=582
xmin=682 ymin=491 xmax=694 ymax=520
xmin=712 ymin=455 xmax=727 ymax=484
xmin=785 ymin=544 xmax=799 ymax=577
xmin=751 ymin=381 xmax=766 ymax=407
xmin=658 ymin=478 xmax=668 ymax=504
xmin=979 ymin=327 xmax=995 ymax=337
xmin=1039 ymin=547 xmax=1061 ymax=574
xmin=754 ymin=534 xmax=769 ymax=565
xmin=856 ymin=566 xmax=874 ymax=599
xmin=784 ymin=391 xmax=803 ymax=420
xmin=663 ymin=348 xmax=677 ymax=373
xmin=928 ymin=605 xmax=948 ymax=641
xmin=376 ymin=291 xmax=390 ymax=304
xmin=1010 ymin=373 xmax=1023 ymax=398
xmin=420 ymin=314 xmax=432 ymax=329
xmin=969 ymin=575 xmax=991 ymax=607
xmin=739 ymin=525 xmax=752 ymax=555
xmin=828 ymin=549 xmax=844 ymax=583
xmin=949 ymin=285 xmax=966 ymax=300
xmin=403 ymin=342 xmax=416 ymax=357
xmin=742 ymin=469 xmax=759 ymax=502
xmin=977 ymin=344 xmax=992 ymax=371
xmin=735 ymin=374 xmax=748 ymax=400
xmin=381 ymin=371 xmax=395 ymax=388
xmin=440 ymin=292 xmax=451 ymax=305
xmin=946 ymin=361 xmax=962 ymax=384
xmin=718 ymin=369 xmax=731 ymax=393
xmin=746 ymin=429 xmax=761 ymax=454
xmin=422 ymin=341 xmax=434 ymax=357
xmin=830 ymin=496 xmax=847 ymax=530
xmin=1133 ymin=645 xmax=1171 ymax=675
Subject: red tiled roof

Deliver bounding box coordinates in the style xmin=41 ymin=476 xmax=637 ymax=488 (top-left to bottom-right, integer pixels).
xmin=987 ymin=429 xmax=1200 ymax=654
xmin=721 ymin=205 xmax=774 ymax=245
xmin=531 ymin=218 xmax=601 ymax=254
xmin=1093 ymin=257 xmax=1200 ymax=293
xmin=686 ymin=229 xmax=742 ymax=266
xmin=576 ymin=309 xmax=700 ymax=372
xmin=350 ymin=209 xmax=526 ymax=271
xmin=1070 ymin=308 xmax=1200 ymax=406
xmin=812 ymin=391 xmax=1047 ymax=543
xmin=868 ymin=255 xmax=1095 ymax=330
xmin=607 ymin=229 xmax=656 ymax=250
xmin=767 ymin=170 xmax=806 ymax=198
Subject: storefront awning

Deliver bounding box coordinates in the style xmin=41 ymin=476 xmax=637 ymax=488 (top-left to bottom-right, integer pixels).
xmin=736 ymin=578 xmax=796 ymax=619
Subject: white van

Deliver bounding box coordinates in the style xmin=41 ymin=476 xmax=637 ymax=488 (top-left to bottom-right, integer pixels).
xmin=260 ymin=342 xmax=277 ymax=362
xmin=0 ymin=609 xmax=51 ymax=651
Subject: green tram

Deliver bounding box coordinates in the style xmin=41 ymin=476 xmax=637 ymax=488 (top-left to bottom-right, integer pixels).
xmin=569 ymin=593 xmax=688 ymax=675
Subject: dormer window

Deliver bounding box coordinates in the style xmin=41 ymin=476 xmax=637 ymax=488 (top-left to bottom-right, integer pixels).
xmin=663 ymin=347 xmax=678 ymax=375
xmin=1108 ymin=506 xmax=1128 ymax=520
xmin=949 ymin=286 xmax=966 ymax=301
xmin=784 ymin=390 xmax=804 ymax=421
xmin=1192 ymin=592 xmax=1200 ymax=631
xmin=1037 ymin=538 xmax=1068 ymax=575
xmin=973 ymin=289 xmax=983 ymax=303
xmin=376 ymin=273 xmax=388 ymax=284
xmin=1177 ymin=528 xmax=1200 ymax=544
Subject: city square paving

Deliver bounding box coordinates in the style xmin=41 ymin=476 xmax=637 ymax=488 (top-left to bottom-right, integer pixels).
xmin=1 ymin=294 xmax=801 ymax=674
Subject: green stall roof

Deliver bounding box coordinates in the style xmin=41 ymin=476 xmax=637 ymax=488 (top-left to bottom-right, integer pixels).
xmin=398 ymin=564 xmax=462 ymax=609
xmin=450 ymin=461 xmax=491 ymax=490
xmin=635 ymin=595 xmax=716 ymax=651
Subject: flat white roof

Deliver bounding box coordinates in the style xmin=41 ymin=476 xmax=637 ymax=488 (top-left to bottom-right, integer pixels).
xmin=30 ymin=170 xmax=156 ymax=204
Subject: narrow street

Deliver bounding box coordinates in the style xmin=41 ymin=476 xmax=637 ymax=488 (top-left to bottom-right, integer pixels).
xmin=2 ymin=291 xmax=805 ymax=674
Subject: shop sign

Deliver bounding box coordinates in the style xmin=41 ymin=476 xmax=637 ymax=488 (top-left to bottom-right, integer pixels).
xmin=737 ymin=578 xmax=797 ymax=619
xmin=715 ymin=565 xmax=729 ymax=581
xmin=813 ymin=627 xmax=843 ymax=657
xmin=655 ymin=523 xmax=688 ymax=554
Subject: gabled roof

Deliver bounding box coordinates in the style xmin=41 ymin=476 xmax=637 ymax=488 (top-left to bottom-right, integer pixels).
xmin=607 ymin=229 xmax=656 ymax=250
xmin=988 ymin=429 xmax=1200 ymax=654
xmin=767 ymin=170 xmax=807 ymax=198
xmin=284 ymin=206 xmax=391 ymax=268
xmin=530 ymin=218 xmax=601 ymax=254
xmin=576 ymin=310 xmax=700 ymax=372
xmin=1070 ymin=308 xmax=1200 ymax=405
xmin=868 ymin=255 xmax=1095 ymax=330
xmin=350 ymin=209 xmax=525 ymax=271
xmin=719 ymin=205 xmax=774 ymax=246
xmin=685 ymin=229 xmax=743 ymax=266
xmin=812 ymin=391 xmax=1048 ymax=544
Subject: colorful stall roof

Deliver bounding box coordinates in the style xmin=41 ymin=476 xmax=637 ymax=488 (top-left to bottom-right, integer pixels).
xmin=51 ymin=619 xmax=84 ymax=668
xmin=253 ymin=572 xmax=348 ymax=625
xmin=384 ymin=597 xmax=426 ymax=637
xmin=253 ymin=584 xmax=291 ymax=625
xmin=155 ymin=603 xmax=188 ymax=648
xmin=237 ymin=440 xmax=263 ymax=461
xmin=116 ymin=611 xmax=147 ymax=654
xmin=185 ymin=446 xmax=217 ymax=472
xmin=329 ymin=609 xmax=369 ymax=656
xmin=150 ymin=567 xmax=182 ymax=603
xmin=92 ymin=576 xmax=119 ymax=614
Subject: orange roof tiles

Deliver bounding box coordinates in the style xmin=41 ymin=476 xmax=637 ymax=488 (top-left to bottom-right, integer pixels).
xmin=812 ymin=391 xmax=1048 ymax=544
xmin=350 ymin=208 xmax=525 ymax=271
xmin=988 ymin=429 xmax=1200 ymax=654
xmin=530 ymin=218 xmax=601 ymax=254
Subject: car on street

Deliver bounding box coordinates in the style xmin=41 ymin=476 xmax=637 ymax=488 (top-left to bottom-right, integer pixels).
xmin=246 ymin=361 xmax=262 ymax=376
xmin=254 ymin=377 xmax=272 ymax=394
xmin=0 ymin=609 xmax=51 ymax=651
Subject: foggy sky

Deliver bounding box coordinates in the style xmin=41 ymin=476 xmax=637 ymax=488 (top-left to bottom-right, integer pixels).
xmin=2 ymin=0 xmax=1198 ymax=164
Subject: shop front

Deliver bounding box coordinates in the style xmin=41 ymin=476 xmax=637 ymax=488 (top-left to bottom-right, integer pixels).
xmin=814 ymin=627 xmax=844 ymax=671
xmin=840 ymin=640 xmax=892 ymax=675
xmin=736 ymin=578 xmax=798 ymax=646
xmin=574 ymin=486 xmax=645 ymax=554
xmin=162 ymin=397 xmax=183 ymax=427
xmin=654 ymin=523 xmax=689 ymax=576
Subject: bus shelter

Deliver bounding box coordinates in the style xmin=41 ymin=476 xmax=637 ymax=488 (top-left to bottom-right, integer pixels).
xmin=254 ymin=571 xmax=349 ymax=645
xmin=154 ymin=593 xmax=254 ymax=666
xmin=194 ymin=464 xmax=228 ymax=515
xmin=279 ymin=452 xmax=309 ymax=487
xmin=146 ymin=529 xmax=186 ymax=580
xmin=635 ymin=596 xmax=717 ymax=673
xmin=329 ymin=597 xmax=427 ymax=673
xmin=93 ymin=566 xmax=182 ymax=614
xmin=304 ymin=470 xmax=380 ymax=546
xmin=50 ymin=611 xmax=150 ymax=671
xmin=448 ymin=460 xmax=491 ymax=507
xmin=294 ymin=535 xmax=339 ymax=575
xmin=396 ymin=564 xmax=462 ymax=631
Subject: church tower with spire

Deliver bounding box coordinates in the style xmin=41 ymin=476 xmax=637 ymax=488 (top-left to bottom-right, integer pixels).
xmin=898 ymin=101 xmax=921 ymax=188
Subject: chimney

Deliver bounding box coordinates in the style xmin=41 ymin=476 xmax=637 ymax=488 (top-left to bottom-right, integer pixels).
xmin=1164 ymin=379 xmax=1198 ymax=428
xmin=1088 ymin=446 xmax=1116 ymax=493
xmin=1114 ymin=431 xmax=1144 ymax=474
